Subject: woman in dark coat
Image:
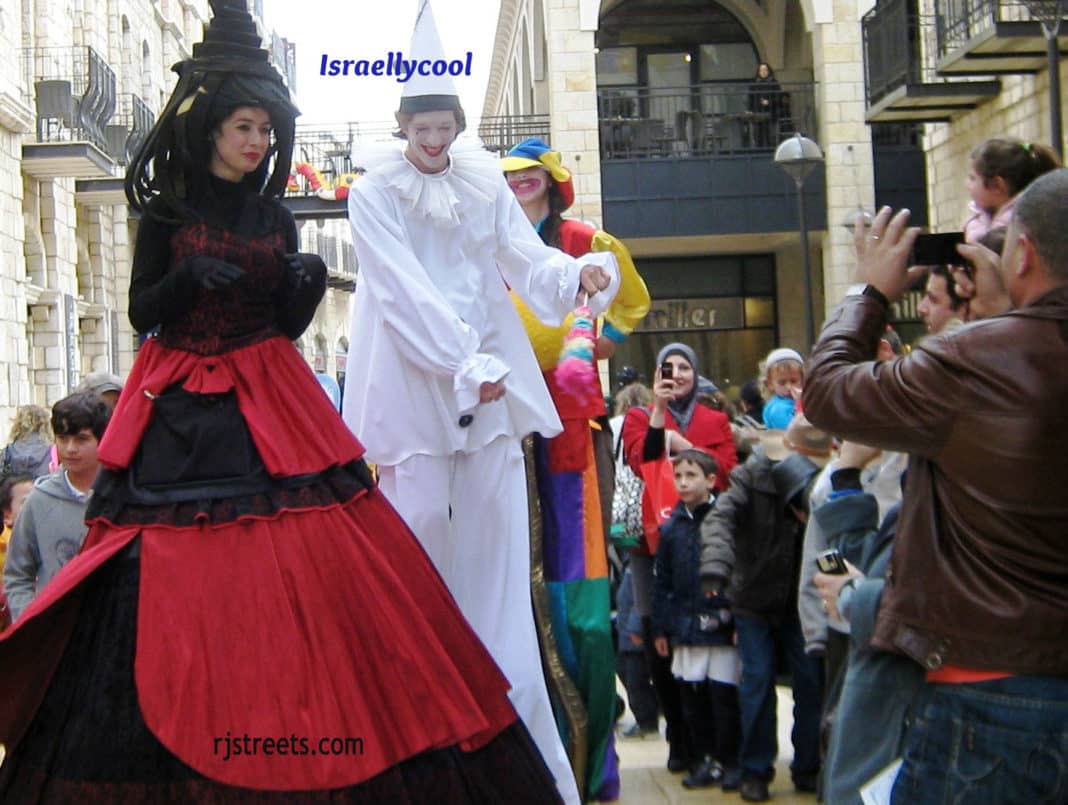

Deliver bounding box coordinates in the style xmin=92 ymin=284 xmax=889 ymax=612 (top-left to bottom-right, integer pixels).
xmin=748 ymin=62 xmax=787 ymax=148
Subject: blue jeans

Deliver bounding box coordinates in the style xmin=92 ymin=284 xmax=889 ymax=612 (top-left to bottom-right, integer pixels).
xmin=734 ymin=612 xmax=823 ymax=779
xmin=892 ymin=675 xmax=1068 ymax=805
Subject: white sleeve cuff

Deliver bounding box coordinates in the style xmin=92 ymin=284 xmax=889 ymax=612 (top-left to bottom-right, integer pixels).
xmin=454 ymin=353 xmax=511 ymax=413
xmin=571 ymin=251 xmax=621 ymax=316
xmin=845 ymin=283 xmax=866 ymax=300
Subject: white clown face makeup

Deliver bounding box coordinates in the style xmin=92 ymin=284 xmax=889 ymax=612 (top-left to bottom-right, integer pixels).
xmin=402 ymin=110 xmax=459 ymax=174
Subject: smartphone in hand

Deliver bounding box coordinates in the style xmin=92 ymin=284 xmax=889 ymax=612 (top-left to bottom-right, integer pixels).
xmin=816 ymin=548 xmax=848 ymax=575
xmin=910 ymin=232 xmax=965 ymax=267
xmin=660 ymin=361 xmax=674 ymax=380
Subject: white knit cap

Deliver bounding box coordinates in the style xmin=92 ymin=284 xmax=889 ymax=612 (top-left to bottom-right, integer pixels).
xmin=765 ymin=347 xmax=804 ymax=368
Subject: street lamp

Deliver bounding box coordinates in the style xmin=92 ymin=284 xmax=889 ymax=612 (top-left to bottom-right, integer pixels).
xmin=774 ymin=133 xmax=824 ymax=350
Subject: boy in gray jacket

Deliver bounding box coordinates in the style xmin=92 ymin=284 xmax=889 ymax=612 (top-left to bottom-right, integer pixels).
xmin=3 ymin=392 xmax=111 ymax=621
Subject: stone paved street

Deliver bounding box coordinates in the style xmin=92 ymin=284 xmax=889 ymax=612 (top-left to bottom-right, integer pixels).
xmin=614 ymin=686 xmax=814 ymax=805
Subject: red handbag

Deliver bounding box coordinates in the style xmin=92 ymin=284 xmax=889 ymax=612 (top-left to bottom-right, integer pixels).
xmin=639 ymin=456 xmax=678 ymax=555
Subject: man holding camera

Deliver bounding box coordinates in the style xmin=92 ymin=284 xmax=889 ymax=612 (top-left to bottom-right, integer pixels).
xmin=803 ymin=169 xmax=1068 ymax=803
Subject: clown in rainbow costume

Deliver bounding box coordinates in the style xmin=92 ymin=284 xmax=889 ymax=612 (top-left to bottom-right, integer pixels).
xmin=503 ymin=139 xmax=651 ymax=802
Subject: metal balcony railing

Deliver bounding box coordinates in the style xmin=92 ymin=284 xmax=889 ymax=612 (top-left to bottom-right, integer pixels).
xmin=287 ymin=121 xmax=395 ymax=197
xmin=936 ymin=0 xmax=1068 ymax=55
xmin=477 ymin=115 xmax=552 ymax=155
xmin=24 ymin=46 xmax=117 ymax=151
xmin=103 ymin=93 xmax=155 ymax=166
xmin=595 ymin=81 xmax=816 ymax=159
xmin=863 ymin=0 xmax=947 ymax=104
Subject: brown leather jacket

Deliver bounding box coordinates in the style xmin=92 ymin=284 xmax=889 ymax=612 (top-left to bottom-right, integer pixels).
xmin=804 ymin=288 xmax=1068 ymax=674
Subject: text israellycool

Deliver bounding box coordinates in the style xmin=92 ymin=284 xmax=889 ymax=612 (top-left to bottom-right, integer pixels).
xmin=319 ymin=52 xmax=474 ymax=82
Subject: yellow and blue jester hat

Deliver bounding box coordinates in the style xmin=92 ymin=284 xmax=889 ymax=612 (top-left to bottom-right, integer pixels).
xmin=501 ymin=138 xmax=575 ymax=210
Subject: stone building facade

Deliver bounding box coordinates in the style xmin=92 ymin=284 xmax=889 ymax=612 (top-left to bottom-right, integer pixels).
xmin=0 ymin=0 xmax=353 ymax=427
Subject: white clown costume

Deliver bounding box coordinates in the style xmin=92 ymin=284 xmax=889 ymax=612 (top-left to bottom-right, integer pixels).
xmin=344 ymin=137 xmax=618 ymax=805
xmin=341 ymin=6 xmax=617 ymax=804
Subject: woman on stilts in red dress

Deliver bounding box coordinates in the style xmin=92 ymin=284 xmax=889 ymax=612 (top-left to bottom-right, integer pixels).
xmin=0 ymin=2 xmax=561 ymax=801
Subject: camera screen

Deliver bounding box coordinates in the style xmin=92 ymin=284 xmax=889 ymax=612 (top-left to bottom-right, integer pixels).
xmin=910 ymin=232 xmax=965 ymax=267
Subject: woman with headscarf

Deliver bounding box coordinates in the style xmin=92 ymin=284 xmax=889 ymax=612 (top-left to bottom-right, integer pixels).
xmin=623 ymin=343 xmax=736 ymax=494
xmin=619 ymin=342 xmax=736 ymax=774
xmin=0 ymin=2 xmax=563 ymax=802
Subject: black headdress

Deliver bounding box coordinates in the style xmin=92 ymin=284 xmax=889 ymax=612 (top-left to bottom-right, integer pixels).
xmin=125 ymin=0 xmax=299 ymax=220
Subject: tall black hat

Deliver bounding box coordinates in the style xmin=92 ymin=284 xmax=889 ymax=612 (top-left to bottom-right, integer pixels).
xmin=125 ymin=0 xmax=300 ymax=217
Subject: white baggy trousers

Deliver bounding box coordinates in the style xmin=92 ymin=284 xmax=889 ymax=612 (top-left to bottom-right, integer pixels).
xmin=377 ymin=436 xmax=580 ymax=805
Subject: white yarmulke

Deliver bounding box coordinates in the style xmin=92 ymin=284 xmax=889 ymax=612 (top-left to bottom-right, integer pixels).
xmin=765 ymin=348 xmax=804 ymax=368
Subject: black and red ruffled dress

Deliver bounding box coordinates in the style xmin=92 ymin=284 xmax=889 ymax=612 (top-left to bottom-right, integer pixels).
xmin=0 ymin=177 xmax=561 ymax=803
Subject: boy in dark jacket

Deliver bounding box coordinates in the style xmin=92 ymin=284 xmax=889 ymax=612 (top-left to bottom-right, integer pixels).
xmin=653 ymin=449 xmax=741 ymax=790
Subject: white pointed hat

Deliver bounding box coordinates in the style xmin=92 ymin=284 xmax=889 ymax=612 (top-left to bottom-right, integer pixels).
xmin=398 ymin=0 xmax=465 ymax=126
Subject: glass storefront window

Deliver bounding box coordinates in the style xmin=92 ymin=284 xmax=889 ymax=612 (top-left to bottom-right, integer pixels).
xmin=597 ymin=47 xmax=638 ymax=85
xmin=699 ymin=43 xmax=758 ymax=81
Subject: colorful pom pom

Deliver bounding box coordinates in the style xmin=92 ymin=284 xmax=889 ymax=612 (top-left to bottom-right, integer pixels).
xmin=554 ymin=304 xmax=598 ymax=400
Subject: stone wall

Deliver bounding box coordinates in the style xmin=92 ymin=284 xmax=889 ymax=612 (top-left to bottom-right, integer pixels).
xmin=810 ymin=0 xmax=875 ymax=315
xmin=925 ymin=68 xmax=1063 ymax=234
xmin=544 ymin=0 xmax=602 ymax=225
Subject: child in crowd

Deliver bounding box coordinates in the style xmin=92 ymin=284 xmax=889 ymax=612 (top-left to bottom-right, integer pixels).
xmin=0 ymin=475 xmax=35 ymax=629
xmin=760 ymin=348 xmax=805 ymax=430
xmin=0 ymin=476 xmax=35 ymax=549
xmin=963 ymin=137 xmax=1059 ymax=243
xmin=3 ymin=392 xmax=110 ymax=622
xmin=616 ymin=565 xmax=660 ymax=739
xmin=653 ymin=448 xmax=741 ymax=791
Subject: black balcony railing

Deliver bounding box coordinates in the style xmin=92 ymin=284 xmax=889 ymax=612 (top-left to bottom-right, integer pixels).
xmin=863 ymin=0 xmax=941 ymax=104
xmin=103 ymin=93 xmax=155 ymax=166
xmin=936 ymin=0 xmax=1067 ymax=55
xmin=478 ymin=115 xmax=551 ymax=155
xmin=24 ymin=46 xmax=117 ymax=151
xmin=595 ymin=81 xmax=816 ymax=160
xmin=287 ymin=122 xmax=395 ymax=197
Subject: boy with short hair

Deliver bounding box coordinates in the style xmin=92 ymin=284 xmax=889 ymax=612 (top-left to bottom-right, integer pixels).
xmin=3 ymin=392 xmax=111 ymax=622
xmin=653 ymin=448 xmax=742 ymax=791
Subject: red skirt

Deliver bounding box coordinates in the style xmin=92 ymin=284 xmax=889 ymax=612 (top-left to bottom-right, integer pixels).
xmin=0 ymin=336 xmax=544 ymax=797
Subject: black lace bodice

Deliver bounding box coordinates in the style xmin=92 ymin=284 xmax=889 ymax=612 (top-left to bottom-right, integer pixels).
xmin=161 ymin=222 xmax=287 ymax=354
xmin=128 ymin=175 xmax=304 ymax=354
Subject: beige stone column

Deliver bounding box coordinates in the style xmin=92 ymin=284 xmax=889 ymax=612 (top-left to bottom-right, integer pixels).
xmin=545 ymin=0 xmax=602 ymax=225
xmin=811 ymin=1 xmax=876 ymax=317
xmin=32 ymin=177 xmax=83 ymax=401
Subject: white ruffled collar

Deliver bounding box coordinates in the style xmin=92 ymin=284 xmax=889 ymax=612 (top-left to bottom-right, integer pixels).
xmin=356 ymin=138 xmax=501 ymax=227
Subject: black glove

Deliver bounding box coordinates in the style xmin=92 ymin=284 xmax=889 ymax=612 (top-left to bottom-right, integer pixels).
xmin=276 ymin=251 xmax=325 ymax=292
xmin=183 ymin=255 xmax=245 ymax=290
xmin=274 ymin=252 xmax=327 ymax=339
